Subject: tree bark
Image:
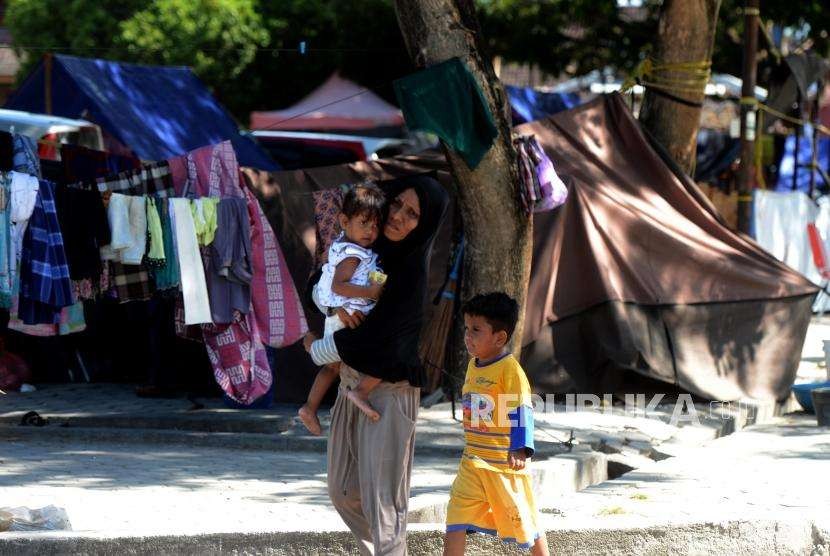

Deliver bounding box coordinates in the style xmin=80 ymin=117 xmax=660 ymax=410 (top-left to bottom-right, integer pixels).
xmin=393 ymin=0 xmax=532 ymax=377
xmin=638 ymin=0 xmax=722 ymax=174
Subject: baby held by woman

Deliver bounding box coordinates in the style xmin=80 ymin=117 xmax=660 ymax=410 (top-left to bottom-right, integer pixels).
xmin=299 ymin=183 xmax=388 ymax=435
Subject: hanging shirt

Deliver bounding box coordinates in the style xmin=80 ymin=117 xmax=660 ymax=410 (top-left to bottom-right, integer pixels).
xmin=9 ymin=171 xmax=40 ymax=265
xmin=101 ymin=193 xmax=131 ymax=260
xmin=190 ymin=197 xmax=219 ymax=246
xmin=145 ymin=196 xmax=166 ymax=266
xmin=205 ymin=197 xmax=252 ymax=324
xmin=120 ymin=195 xmax=147 ymax=265
xmin=18 ymin=180 xmax=75 ymax=325
xmin=394 ymin=57 xmax=498 ymax=169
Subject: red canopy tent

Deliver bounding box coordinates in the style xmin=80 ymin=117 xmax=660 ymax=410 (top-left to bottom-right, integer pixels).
xmin=250 ymin=73 xmax=404 ymax=132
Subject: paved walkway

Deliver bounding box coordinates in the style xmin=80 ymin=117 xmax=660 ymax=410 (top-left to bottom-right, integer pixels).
xmin=0 ymin=436 xmax=461 ymax=536
xmin=1 ymin=320 xmax=828 ymax=553
xmin=1 ymin=415 xmax=826 ymax=554
xmin=540 ymin=414 xmax=830 ymax=555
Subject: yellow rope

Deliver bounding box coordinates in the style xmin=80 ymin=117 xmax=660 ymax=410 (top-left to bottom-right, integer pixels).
xmin=741 ymin=96 xmax=830 ymax=136
xmin=622 ymin=58 xmax=712 ymax=96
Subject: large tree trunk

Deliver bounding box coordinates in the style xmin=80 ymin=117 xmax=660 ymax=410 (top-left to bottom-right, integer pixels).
xmin=639 ymin=0 xmax=722 ymax=174
xmin=393 ymin=0 xmax=532 ymax=380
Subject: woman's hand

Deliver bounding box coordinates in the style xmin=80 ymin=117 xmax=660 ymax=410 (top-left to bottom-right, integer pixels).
xmin=303 ymin=331 xmax=319 ymax=353
xmin=336 ymin=308 xmax=365 ymax=328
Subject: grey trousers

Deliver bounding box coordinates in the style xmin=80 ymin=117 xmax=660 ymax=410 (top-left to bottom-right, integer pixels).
xmin=327 ymin=366 xmax=419 ymax=556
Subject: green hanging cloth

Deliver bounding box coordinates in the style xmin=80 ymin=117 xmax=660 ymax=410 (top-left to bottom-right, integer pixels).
xmin=394 ymin=57 xmax=498 ymax=169
xmin=145 ymin=196 xmax=166 ymax=267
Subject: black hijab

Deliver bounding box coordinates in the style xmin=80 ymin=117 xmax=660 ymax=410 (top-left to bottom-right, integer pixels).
xmin=333 ymin=174 xmax=449 ymax=386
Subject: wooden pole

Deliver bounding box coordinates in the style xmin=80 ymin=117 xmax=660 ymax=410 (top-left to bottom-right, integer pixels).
xmin=810 ymin=86 xmax=820 ymax=196
xmin=44 ymin=52 xmax=53 ymax=115
xmin=737 ymin=0 xmax=760 ymax=233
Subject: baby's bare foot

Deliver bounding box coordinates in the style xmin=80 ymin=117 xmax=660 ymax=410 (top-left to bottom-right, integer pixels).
xmin=297 ymin=404 xmax=322 ymax=435
xmin=345 ymin=389 xmax=380 ymax=422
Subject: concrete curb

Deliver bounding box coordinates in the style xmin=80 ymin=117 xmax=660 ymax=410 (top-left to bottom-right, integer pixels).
xmin=0 ymin=425 xmax=330 ymax=453
xmin=2 ymin=518 xmax=825 ymax=555
xmin=0 ymin=425 xmax=595 ymax=465
xmin=0 ymin=412 xmax=296 ymax=434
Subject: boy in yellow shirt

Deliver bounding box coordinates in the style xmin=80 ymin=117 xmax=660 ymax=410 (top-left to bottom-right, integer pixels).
xmin=444 ymin=292 xmax=549 ymax=556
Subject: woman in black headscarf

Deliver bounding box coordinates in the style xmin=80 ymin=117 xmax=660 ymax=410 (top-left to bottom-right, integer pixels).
xmin=306 ymin=174 xmax=448 ymax=555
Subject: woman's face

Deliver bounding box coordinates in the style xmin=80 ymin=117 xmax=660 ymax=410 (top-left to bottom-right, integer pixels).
xmin=384 ymin=187 xmax=421 ymax=242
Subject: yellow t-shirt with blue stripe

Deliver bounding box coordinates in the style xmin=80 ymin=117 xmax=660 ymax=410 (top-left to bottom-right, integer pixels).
xmin=461 ymin=353 xmax=535 ymax=474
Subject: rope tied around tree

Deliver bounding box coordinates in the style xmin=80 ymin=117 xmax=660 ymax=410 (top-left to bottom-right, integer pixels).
xmin=622 ymin=57 xmax=713 ymax=98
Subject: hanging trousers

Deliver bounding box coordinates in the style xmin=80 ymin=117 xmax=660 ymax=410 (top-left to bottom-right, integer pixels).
xmin=327 ymin=366 xmax=419 ymax=556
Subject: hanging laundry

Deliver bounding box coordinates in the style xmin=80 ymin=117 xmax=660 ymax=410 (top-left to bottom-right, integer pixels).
xmin=513 ymin=134 xmax=568 ymax=214
xmin=168 ymin=141 xmax=305 ymax=404
xmin=190 ymin=197 xmax=219 ymax=246
xmin=99 ymin=193 xmax=147 ymax=265
xmin=752 ymin=189 xmax=817 ymax=276
xmin=84 ymin=161 xmax=175 ymax=198
xmin=54 ymin=185 xmax=110 ymax=280
xmin=394 ymin=57 xmax=498 ymax=169
xmin=205 ymin=197 xmax=252 ymax=324
xmin=528 ymin=137 xmax=568 ymax=211
xmin=0 ymin=173 xmax=12 ymax=307
xmin=12 ymin=134 xmax=41 ymax=178
xmin=172 ymin=141 xmax=307 ymax=347
xmin=150 ymin=199 xmax=180 ymax=290
xmin=170 ymin=197 xmax=212 ymax=325
xmin=203 ymin=312 xmax=272 ymax=405
xmin=146 ymin=197 xmax=166 ymax=267
xmin=58 ymin=301 xmax=87 ymax=335
xmin=110 ymin=262 xmax=154 ymax=303
xmin=18 ymin=180 xmax=74 ymax=324
xmin=101 ymin=193 xmax=132 ymax=261
xmin=120 ymin=195 xmax=147 ymax=265
xmin=9 ymin=171 xmax=40 ymax=267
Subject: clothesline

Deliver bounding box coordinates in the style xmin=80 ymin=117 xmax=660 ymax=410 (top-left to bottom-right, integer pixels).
xmin=0 ymin=136 xmax=307 ymax=406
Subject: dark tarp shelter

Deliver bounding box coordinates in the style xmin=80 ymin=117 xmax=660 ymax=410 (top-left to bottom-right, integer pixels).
xmin=249 ymin=93 xmax=816 ymax=403
xmin=5 ymin=54 xmax=277 ymax=170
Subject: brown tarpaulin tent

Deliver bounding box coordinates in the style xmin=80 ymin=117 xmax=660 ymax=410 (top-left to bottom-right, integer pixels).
xmin=248 ymin=93 xmax=817 ymax=403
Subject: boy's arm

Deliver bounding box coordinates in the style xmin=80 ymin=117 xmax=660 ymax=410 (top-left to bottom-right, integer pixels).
xmin=505 ymin=364 xmax=535 ymax=470
xmin=331 ymin=257 xmax=383 ymax=300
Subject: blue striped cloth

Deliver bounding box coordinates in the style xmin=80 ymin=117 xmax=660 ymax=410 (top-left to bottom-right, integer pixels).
xmin=18 ymin=180 xmax=75 ymax=324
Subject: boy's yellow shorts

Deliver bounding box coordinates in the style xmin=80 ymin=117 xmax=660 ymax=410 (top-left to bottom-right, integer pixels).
xmin=445 ymin=457 xmax=542 ymax=548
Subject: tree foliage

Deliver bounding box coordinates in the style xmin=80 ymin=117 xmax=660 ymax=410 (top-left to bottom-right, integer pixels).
xmin=6 ymin=0 xmax=269 ymax=120
xmin=5 ymin=0 xmax=830 ymax=123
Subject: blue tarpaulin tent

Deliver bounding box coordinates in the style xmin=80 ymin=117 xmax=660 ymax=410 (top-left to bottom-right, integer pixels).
xmin=506 ymin=85 xmax=581 ymax=125
xmin=775 ymin=124 xmax=830 ymax=193
xmin=5 ymin=54 xmax=277 ymax=170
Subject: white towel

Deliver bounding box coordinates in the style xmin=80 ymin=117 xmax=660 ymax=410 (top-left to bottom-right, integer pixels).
xmin=101 ymin=193 xmax=132 ymax=261
xmin=9 ymin=171 xmax=40 ymax=261
xmin=169 ymin=198 xmax=212 ymax=325
xmin=120 ymin=195 xmax=147 ymax=265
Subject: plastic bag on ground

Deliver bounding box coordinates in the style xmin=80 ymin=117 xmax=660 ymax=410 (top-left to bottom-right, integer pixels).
xmin=0 ymin=506 xmax=72 ymax=532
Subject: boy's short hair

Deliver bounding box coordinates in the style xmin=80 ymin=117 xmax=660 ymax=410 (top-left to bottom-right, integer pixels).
xmin=462 ymin=292 xmax=519 ymax=339
xmin=341 ymin=182 xmax=386 ymax=224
